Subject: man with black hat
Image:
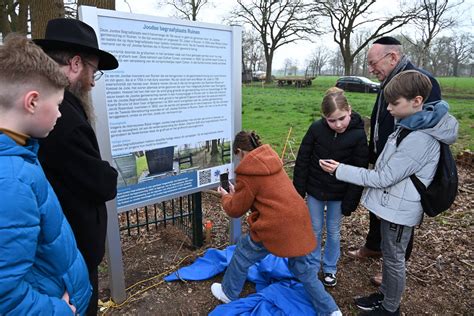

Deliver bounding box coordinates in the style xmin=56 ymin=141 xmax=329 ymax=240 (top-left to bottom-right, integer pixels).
xmin=347 ymin=36 xmax=441 ymax=287
xmin=35 ymin=18 xmax=119 ymax=316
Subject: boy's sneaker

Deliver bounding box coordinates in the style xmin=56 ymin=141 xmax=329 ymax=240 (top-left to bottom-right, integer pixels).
xmin=322 ymin=273 xmax=337 ymax=287
xmin=211 ymin=283 xmax=231 ymax=303
xmin=354 ymin=292 xmax=384 ymax=311
xmin=359 ymin=305 xmax=400 ymax=316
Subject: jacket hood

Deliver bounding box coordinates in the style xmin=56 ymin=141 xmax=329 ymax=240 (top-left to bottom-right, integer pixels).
xmin=397 ymin=100 xmax=458 ymax=145
xmin=420 ymin=112 xmax=459 ymax=145
xmin=0 ymin=133 xmax=38 ymax=162
xmin=235 ymin=144 xmax=283 ymax=176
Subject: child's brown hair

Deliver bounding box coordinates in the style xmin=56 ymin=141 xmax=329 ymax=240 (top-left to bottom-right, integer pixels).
xmin=320 ymin=87 xmax=351 ymax=117
xmin=0 ymin=33 xmax=68 ymax=108
xmin=233 ymin=130 xmax=262 ymax=154
xmin=384 ymin=70 xmax=432 ymax=104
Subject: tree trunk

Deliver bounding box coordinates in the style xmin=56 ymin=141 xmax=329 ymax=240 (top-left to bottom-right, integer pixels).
xmin=452 ymin=60 xmax=459 ymax=77
xmin=0 ymin=0 xmax=13 ymax=39
xmin=210 ymin=139 xmax=219 ymax=164
xmin=78 ymin=0 xmax=115 ymax=10
xmin=265 ymin=52 xmax=273 ymax=84
xmin=344 ymin=57 xmax=352 ymax=76
xmin=30 ymin=0 xmax=65 ymax=39
xmin=17 ymin=0 xmax=29 ymax=35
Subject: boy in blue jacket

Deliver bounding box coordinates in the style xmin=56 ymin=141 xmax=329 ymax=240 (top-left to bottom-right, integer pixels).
xmin=320 ymin=70 xmax=458 ymax=315
xmin=0 ymin=34 xmax=91 ymax=315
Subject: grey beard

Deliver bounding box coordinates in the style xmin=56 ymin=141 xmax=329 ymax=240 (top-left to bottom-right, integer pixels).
xmin=68 ymin=82 xmax=96 ymax=125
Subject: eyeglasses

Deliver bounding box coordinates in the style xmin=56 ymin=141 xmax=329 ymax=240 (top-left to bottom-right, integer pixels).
xmin=82 ymin=59 xmax=104 ymax=81
xmin=368 ymin=53 xmax=391 ymax=68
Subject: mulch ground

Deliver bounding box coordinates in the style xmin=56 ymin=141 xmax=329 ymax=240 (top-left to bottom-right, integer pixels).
xmin=98 ymin=157 xmax=473 ymax=315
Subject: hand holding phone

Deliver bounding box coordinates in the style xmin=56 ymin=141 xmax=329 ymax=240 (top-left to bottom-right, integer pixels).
xmin=319 ymin=159 xmax=339 ymax=174
xmin=220 ymin=173 xmax=230 ymax=192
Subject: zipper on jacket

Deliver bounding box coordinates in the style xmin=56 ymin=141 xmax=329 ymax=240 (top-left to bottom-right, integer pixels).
xmin=334 ymin=132 xmax=338 ymax=139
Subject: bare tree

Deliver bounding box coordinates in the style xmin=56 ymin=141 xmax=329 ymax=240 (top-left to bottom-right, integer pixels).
xmin=429 ymin=36 xmax=452 ymax=75
xmin=329 ymin=49 xmax=344 ymax=76
xmin=283 ymin=58 xmax=293 ymax=75
xmin=450 ymin=33 xmax=473 ymax=76
xmin=157 ymin=0 xmax=211 ymax=21
xmin=399 ymin=35 xmax=425 ymax=66
xmin=229 ymin=0 xmax=320 ymax=83
xmin=242 ymin=29 xmax=265 ymax=73
xmin=289 ymin=63 xmax=298 ymax=76
xmin=351 ymin=31 xmax=370 ymax=76
xmin=409 ymin=0 xmax=463 ymax=68
xmin=314 ymin=0 xmax=418 ymax=75
xmin=308 ymin=46 xmax=330 ymax=76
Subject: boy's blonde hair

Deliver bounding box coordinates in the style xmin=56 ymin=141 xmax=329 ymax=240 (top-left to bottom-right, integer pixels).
xmin=384 ymin=70 xmax=432 ymax=104
xmin=0 ymin=33 xmax=68 ymax=109
xmin=320 ymin=87 xmax=351 ymax=117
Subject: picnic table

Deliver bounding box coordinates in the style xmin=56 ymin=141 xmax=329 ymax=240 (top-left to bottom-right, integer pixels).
xmin=275 ymin=76 xmax=315 ymax=88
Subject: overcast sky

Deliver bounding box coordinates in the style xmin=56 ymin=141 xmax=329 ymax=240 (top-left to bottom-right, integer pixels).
xmin=115 ymin=0 xmax=474 ymax=70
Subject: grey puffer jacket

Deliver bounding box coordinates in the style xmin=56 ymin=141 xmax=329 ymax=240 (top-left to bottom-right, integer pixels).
xmin=335 ymin=111 xmax=458 ymax=226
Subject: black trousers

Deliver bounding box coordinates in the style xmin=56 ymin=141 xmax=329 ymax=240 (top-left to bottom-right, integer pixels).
xmin=365 ymin=212 xmax=415 ymax=261
xmin=86 ymin=265 xmax=99 ymax=316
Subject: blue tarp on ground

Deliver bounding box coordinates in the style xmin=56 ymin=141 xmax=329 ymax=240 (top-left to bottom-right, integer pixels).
xmin=164 ymin=246 xmax=316 ymax=316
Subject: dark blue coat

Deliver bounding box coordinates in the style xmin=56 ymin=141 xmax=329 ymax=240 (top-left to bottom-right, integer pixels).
xmin=0 ymin=134 xmax=91 ymax=315
xmin=293 ymin=112 xmax=369 ymax=215
xmin=38 ymin=90 xmax=118 ymax=271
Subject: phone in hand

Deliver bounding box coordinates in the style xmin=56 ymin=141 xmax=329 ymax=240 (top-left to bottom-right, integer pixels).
xmin=220 ymin=173 xmax=230 ymax=192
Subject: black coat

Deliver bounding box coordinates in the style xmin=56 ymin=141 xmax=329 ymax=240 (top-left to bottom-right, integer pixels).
xmin=38 ymin=90 xmax=118 ymax=271
xmin=368 ymin=61 xmax=442 ymax=164
xmin=293 ymin=112 xmax=369 ymax=215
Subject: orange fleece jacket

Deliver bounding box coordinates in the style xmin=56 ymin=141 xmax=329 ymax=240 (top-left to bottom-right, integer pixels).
xmin=221 ymin=144 xmax=316 ymax=257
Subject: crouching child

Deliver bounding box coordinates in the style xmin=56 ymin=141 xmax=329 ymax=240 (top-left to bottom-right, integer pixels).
xmin=212 ymin=130 xmax=342 ymax=315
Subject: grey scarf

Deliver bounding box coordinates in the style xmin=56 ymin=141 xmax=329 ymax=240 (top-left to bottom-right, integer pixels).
xmin=373 ymin=55 xmax=410 ymax=155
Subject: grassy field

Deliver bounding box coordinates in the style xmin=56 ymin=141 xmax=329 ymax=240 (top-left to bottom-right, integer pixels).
xmin=242 ymin=76 xmax=473 ymax=157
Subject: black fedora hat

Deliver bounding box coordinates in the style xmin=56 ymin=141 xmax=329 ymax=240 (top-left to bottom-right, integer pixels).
xmin=34 ymin=18 xmax=118 ymax=70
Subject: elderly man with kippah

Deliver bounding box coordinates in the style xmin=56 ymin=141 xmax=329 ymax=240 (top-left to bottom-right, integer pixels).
xmin=347 ymin=36 xmax=441 ymax=305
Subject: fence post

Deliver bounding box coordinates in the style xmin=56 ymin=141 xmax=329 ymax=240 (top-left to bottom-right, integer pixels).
xmin=192 ymin=192 xmax=203 ymax=247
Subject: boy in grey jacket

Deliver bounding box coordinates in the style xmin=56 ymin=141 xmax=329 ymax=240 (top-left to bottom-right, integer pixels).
xmin=320 ymin=70 xmax=458 ymax=315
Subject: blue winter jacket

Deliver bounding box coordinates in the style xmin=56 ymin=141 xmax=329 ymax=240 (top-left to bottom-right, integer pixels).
xmin=0 ymin=134 xmax=91 ymax=315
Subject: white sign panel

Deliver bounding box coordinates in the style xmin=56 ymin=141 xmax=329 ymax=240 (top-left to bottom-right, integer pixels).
xmin=81 ymin=7 xmax=241 ymax=212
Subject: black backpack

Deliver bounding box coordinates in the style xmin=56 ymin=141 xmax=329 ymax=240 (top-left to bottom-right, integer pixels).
xmin=397 ymin=128 xmax=458 ymax=217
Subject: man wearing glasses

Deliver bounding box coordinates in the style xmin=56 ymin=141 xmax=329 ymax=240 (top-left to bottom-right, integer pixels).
xmin=35 ymin=18 xmax=119 ymax=316
xmin=347 ymin=36 xmax=441 ymax=289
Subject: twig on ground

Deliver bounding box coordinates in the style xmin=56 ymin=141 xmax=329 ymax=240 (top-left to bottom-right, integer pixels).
xmin=407 ymin=271 xmax=429 ymax=284
xmin=458 ymin=259 xmax=473 ymax=269
xmin=172 ymin=240 xmax=186 ymax=262
xmin=420 ymin=261 xmax=437 ymax=271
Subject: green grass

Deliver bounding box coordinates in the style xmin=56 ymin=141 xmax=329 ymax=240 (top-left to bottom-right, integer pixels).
xmin=136 ymin=155 xmax=148 ymax=175
xmin=242 ymin=76 xmax=474 ymax=156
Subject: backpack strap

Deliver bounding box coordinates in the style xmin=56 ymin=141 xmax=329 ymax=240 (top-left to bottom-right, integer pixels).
xmin=396 ymin=128 xmax=427 ymax=225
xmin=396 ymin=128 xmax=412 ymax=147
xmin=396 ymin=129 xmax=429 ymax=190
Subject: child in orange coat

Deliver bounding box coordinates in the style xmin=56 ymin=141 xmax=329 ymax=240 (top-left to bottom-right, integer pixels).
xmin=211 ymin=131 xmax=341 ymax=315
